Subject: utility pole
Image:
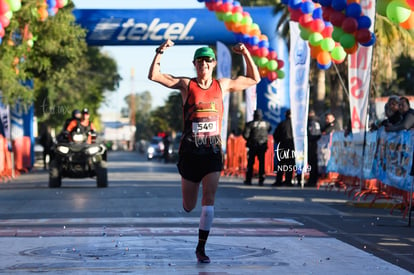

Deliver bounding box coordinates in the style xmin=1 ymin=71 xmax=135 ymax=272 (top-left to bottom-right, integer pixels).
xmin=129 ymin=67 xmax=136 ymax=150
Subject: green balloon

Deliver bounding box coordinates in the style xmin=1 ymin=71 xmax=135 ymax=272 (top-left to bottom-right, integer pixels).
xmin=321 ymin=38 xmax=335 ymax=52
xmin=300 ymin=28 xmax=311 ymax=41
xmin=331 ymin=46 xmax=347 ymax=61
xmin=215 ymin=12 xmax=225 ymax=21
xmin=231 ymin=12 xmax=243 ymax=23
xmin=332 ymin=26 xmax=344 ymax=42
xmin=223 ymin=12 xmax=233 ymax=22
xmin=258 ymin=57 xmax=268 ymax=68
xmin=340 ymin=33 xmax=356 ymax=49
xmin=6 ymin=0 xmax=21 ymax=12
xmin=241 ymin=16 xmax=253 ymax=25
xmin=277 ymin=70 xmax=285 ymax=79
xmin=266 ymin=60 xmax=278 ymax=71
xmin=386 ymin=0 xmax=411 ymax=23
xmin=308 ymin=32 xmax=323 ymax=46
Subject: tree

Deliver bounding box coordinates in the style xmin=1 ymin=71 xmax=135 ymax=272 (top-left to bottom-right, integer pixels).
xmin=0 ymin=1 xmax=121 ymax=129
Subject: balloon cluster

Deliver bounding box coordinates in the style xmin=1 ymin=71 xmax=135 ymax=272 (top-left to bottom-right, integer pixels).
xmin=38 ymin=0 xmax=69 ymax=21
xmin=378 ymin=0 xmax=414 ymax=30
xmin=286 ymin=0 xmax=375 ymax=70
xmin=199 ymin=0 xmax=285 ymax=82
xmin=0 ymin=0 xmax=21 ymax=45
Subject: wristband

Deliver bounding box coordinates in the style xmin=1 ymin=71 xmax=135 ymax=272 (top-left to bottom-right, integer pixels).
xmin=155 ymin=48 xmax=164 ymax=54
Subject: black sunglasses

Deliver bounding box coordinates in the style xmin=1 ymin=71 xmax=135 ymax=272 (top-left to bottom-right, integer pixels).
xmin=195 ymin=57 xmax=215 ymax=63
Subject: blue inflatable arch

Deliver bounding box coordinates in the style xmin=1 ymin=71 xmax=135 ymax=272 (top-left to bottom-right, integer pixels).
xmin=73 ymin=7 xmax=289 ymax=127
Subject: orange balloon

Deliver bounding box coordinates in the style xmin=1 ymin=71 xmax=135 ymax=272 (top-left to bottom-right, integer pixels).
xmin=240 ymin=24 xmax=250 ymax=34
xmin=259 ymin=67 xmax=269 ymax=78
xmin=344 ymin=43 xmax=358 ymax=54
xmin=400 ymin=12 xmax=414 ymax=30
xmin=232 ymin=23 xmax=243 ymax=33
xmin=317 ymin=51 xmax=331 ymax=65
xmin=249 ymin=28 xmax=261 ymax=37
xmin=224 ymin=21 xmax=234 ymax=32
xmin=12 ymin=57 xmax=19 ymax=66
xmin=310 ymin=45 xmax=323 ymax=59
xmin=38 ymin=7 xmax=48 ymax=21
xmin=260 ymin=34 xmax=268 ymax=41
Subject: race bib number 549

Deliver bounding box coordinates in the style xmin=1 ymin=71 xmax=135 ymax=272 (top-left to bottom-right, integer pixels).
xmin=192 ymin=121 xmax=217 ymax=134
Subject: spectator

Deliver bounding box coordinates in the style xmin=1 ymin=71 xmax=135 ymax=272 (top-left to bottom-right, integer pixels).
xmin=381 ymin=95 xmax=402 ymax=127
xmin=307 ymin=110 xmax=321 ymax=187
xmin=39 ymin=126 xmax=54 ymax=170
xmin=273 ymin=109 xmax=298 ymax=187
xmin=386 ymin=96 xmax=414 ymax=132
xmin=322 ymin=113 xmax=340 ymax=135
xmin=242 ymin=109 xmax=271 ymax=186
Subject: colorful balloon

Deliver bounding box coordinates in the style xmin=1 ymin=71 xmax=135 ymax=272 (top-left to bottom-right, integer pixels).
xmin=320 ymin=37 xmax=335 ymax=52
xmin=341 ymin=17 xmax=358 ymax=33
xmin=339 ymin=33 xmax=356 ymax=48
xmin=331 ymin=46 xmax=347 ymax=62
xmin=400 ymin=12 xmax=414 ymax=30
xmin=386 ymin=0 xmax=411 ymax=23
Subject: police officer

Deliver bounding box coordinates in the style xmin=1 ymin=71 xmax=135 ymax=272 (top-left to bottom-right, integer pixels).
xmin=243 ymin=109 xmax=271 ymax=185
xmin=307 ymin=110 xmax=321 ymax=187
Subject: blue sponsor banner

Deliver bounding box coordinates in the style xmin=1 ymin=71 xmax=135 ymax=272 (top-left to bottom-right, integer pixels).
xmin=323 ymin=128 xmax=413 ymax=192
xmin=73 ymin=7 xmax=279 ymax=46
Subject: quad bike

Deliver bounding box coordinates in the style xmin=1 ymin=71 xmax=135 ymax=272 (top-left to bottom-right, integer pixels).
xmin=49 ymin=129 xmax=108 ymax=188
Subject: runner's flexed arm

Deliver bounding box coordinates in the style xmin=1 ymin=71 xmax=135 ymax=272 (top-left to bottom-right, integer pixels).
xmin=219 ymin=43 xmax=261 ymax=93
xmin=148 ymin=39 xmax=190 ymax=98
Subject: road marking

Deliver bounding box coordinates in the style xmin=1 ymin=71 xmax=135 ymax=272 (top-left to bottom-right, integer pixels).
xmin=0 ymin=226 xmax=326 ymax=237
xmin=0 ymin=217 xmax=303 ymax=226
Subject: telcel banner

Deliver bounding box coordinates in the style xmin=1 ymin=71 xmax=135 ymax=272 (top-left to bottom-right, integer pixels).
xmin=73 ymin=8 xmax=278 ymax=46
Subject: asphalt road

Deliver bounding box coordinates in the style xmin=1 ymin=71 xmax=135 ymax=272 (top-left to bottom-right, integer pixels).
xmin=0 ymin=150 xmax=412 ymax=274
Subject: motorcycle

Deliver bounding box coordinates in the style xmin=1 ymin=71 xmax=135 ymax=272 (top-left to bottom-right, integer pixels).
xmin=49 ymin=128 xmax=108 ymax=188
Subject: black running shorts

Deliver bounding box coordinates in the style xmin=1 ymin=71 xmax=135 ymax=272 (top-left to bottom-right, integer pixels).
xmin=177 ymin=151 xmax=224 ymax=182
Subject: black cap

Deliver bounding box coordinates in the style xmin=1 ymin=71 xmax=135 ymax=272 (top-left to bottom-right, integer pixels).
xmin=72 ymin=109 xmax=81 ymax=117
xmin=82 ymin=108 xmax=89 ymax=114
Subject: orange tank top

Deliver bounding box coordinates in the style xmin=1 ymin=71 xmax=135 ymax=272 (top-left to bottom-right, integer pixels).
xmin=180 ymin=78 xmax=223 ymax=153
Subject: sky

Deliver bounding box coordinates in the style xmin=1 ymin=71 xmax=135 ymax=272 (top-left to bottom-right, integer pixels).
xmin=71 ymin=0 xmax=206 ymax=114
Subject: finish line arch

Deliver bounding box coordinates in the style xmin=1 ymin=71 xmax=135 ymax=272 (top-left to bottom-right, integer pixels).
xmin=73 ymin=7 xmax=289 ymax=127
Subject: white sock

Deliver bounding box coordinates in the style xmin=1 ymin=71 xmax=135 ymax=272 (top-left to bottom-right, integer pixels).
xmin=199 ymin=205 xmax=214 ymax=231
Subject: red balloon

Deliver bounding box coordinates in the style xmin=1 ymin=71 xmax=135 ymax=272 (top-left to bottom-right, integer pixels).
xmin=258 ymin=47 xmax=269 ymax=58
xmin=277 ymin=59 xmax=284 ymax=69
xmin=355 ymin=28 xmax=372 ymax=44
xmin=310 ymin=19 xmax=325 ymax=33
xmin=330 ymin=11 xmax=346 ymax=27
xmin=322 ymin=7 xmax=334 ymax=22
xmin=0 ymin=15 xmax=9 ymax=28
xmin=321 ymin=25 xmax=334 ymax=38
xmin=267 ymin=50 xmax=277 ymax=60
xmin=250 ymin=45 xmax=260 ymax=56
xmin=290 ymin=8 xmax=303 ymax=22
xmin=232 ymin=6 xmax=243 ymax=13
xmin=299 ymin=14 xmax=313 ymax=28
xmin=267 ymin=71 xmax=278 ymax=82
xmin=0 ymin=0 xmax=10 ymax=14
xmin=0 ymin=27 xmax=4 ymax=38
xmin=342 ymin=17 xmax=358 ymax=33
xmin=222 ymin=3 xmax=233 ymax=13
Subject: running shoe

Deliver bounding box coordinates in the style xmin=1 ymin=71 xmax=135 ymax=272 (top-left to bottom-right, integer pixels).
xmin=195 ymin=249 xmax=210 ymax=263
